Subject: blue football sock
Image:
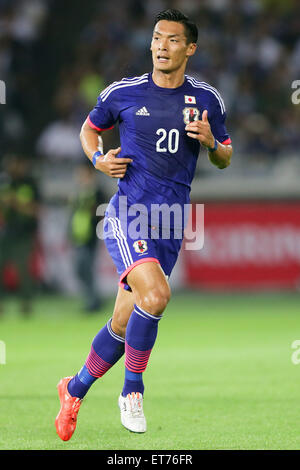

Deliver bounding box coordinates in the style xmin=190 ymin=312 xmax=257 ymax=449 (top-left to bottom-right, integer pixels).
xmin=68 ymin=318 xmax=125 ymax=399
xmin=122 ymin=304 xmax=162 ymax=397
xmin=67 ymin=365 xmax=97 ymax=399
xmin=122 ymin=368 xmax=144 ymax=397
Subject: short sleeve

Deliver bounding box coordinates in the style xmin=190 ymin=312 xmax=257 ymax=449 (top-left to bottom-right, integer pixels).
xmin=209 ymin=96 xmax=232 ymax=145
xmin=88 ymin=86 xmax=120 ymax=131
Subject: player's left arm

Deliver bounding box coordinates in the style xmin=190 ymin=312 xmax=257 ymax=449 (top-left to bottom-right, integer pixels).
xmin=185 ymin=109 xmax=232 ymax=169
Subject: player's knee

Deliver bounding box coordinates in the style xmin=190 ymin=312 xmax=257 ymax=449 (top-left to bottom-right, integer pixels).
xmin=139 ymin=286 xmax=171 ymax=316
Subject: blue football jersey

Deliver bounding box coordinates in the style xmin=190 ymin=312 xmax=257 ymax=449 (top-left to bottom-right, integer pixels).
xmin=88 ymin=72 xmax=231 ymax=228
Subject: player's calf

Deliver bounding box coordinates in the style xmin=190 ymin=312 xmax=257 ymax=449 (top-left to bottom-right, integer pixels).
xmin=111 ymin=287 xmax=134 ymax=338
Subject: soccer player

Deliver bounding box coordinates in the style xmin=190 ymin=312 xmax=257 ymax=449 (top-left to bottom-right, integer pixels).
xmin=55 ymin=8 xmax=232 ymax=440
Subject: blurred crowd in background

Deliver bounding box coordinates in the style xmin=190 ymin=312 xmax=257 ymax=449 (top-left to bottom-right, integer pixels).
xmin=1 ymin=0 xmax=300 ymax=168
xmin=1 ymin=0 xmax=300 ymax=310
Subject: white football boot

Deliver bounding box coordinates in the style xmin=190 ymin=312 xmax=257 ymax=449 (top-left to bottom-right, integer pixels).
xmin=118 ymin=392 xmax=147 ymax=433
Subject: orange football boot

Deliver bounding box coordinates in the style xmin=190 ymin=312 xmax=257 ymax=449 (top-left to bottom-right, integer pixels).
xmin=55 ymin=376 xmax=82 ymax=441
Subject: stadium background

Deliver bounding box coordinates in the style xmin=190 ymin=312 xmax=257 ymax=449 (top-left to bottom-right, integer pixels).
xmin=1 ymin=0 xmax=300 ymax=451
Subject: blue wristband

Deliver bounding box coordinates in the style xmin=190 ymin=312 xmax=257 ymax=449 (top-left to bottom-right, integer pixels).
xmin=92 ymin=151 xmax=103 ymax=166
xmin=207 ymin=138 xmax=218 ymax=153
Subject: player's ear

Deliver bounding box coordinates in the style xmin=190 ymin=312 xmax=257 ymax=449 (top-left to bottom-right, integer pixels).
xmin=186 ymin=43 xmax=197 ymax=58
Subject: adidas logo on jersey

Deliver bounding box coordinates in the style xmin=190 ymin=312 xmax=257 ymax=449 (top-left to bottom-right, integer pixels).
xmin=136 ymin=106 xmax=150 ymax=116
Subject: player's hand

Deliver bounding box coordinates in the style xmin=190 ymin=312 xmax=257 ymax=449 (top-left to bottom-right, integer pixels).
xmin=95 ymin=147 xmax=133 ymax=178
xmin=185 ymin=110 xmax=215 ymax=149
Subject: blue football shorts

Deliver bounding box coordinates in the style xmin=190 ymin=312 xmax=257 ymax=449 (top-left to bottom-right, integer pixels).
xmin=103 ymin=213 xmax=184 ymax=291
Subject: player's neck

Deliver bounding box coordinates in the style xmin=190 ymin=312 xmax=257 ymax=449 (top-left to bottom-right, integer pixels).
xmin=152 ymin=68 xmax=185 ymax=89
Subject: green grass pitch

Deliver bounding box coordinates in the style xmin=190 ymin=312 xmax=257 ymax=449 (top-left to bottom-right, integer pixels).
xmin=0 ymin=291 xmax=299 ymax=450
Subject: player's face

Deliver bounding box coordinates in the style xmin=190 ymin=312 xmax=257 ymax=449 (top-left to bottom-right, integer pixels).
xmin=151 ymin=20 xmax=196 ymax=74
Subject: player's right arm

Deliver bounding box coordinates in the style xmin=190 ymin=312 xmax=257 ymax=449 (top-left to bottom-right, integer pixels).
xmin=79 ymin=118 xmax=132 ymax=178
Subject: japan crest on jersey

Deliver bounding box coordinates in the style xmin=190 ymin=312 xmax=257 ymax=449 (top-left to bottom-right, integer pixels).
xmin=133 ymin=240 xmax=148 ymax=254
xmin=183 ymin=107 xmax=200 ymax=124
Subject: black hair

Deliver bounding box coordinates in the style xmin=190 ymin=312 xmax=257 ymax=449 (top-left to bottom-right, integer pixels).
xmin=154 ymin=9 xmax=198 ymax=44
